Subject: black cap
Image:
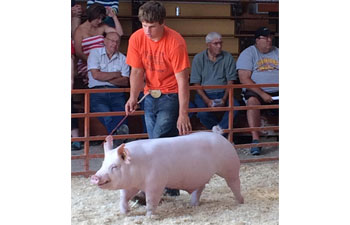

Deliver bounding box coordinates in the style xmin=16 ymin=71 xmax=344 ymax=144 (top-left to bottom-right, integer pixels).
xmin=255 ymin=27 xmax=271 ymax=39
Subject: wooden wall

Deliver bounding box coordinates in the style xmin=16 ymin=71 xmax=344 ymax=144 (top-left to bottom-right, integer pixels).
xmin=117 ymin=1 xmax=238 ymax=64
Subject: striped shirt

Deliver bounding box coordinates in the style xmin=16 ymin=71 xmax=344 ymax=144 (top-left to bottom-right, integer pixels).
xmin=81 ymin=35 xmax=104 ymax=55
xmin=87 ymin=0 xmax=119 ymax=13
xmin=77 ymin=35 xmax=105 ymax=87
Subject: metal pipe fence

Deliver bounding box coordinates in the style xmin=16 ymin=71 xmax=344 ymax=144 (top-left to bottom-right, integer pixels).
xmin=71 ymin=83 xmax=278 ymax=176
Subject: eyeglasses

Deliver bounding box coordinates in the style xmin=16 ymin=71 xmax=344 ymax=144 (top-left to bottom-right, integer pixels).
xmin=105 ymin=37 xmax=120 ymax=43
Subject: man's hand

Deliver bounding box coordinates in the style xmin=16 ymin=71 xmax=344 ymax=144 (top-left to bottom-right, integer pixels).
xmin=106 ymin=7 xmax=116 ymax=18
xmin=125 ymin=97 xmax=138 ymax=115
xmin=177 ymin=113 xmax=192 ymax=136
xmin=71 ymin=4 xmax=82 ymax=18
xmin=211 ymin=99 xmax=225 ymax=107
xmin=261 ymin=92 xmax=273 ymax=103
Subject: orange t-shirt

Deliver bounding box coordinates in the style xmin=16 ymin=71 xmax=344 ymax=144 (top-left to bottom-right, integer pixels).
xmin=126 ymin=26 xmax=190 ymax=94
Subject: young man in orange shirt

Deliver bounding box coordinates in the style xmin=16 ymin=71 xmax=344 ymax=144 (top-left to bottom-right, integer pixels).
xmin=125 ymin=1 xmax=191 ymax=138
xmin=125 ymin=1 xmax=192 ymax=197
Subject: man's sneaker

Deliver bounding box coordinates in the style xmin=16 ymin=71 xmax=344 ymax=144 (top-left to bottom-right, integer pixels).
xmin=117 ymin=124 xmax=129 ymax=135
xmin=164 ymin=188 xmax=180 ymax=196
xmin=250 ymin=140 xmax=261 ymax=155
xmin=131 ymin=191 xmax=146 ymax=206
xmin=71 ymin=142 xmax=82 ymax=151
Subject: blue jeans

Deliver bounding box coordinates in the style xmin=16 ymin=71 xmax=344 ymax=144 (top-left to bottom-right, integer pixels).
xmin=90 ymin=88 xmax=127 ymax=134
xmin=144 ymin=93 xmax=179 ymax=139
xmin=138 ymin=92 xmax=147 ymax=133
xmin=194 ymin=91 xmax=240 ymax=129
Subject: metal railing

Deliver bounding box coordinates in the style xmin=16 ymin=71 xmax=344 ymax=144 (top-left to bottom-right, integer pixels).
xmin=71 ymin=83 xmax=278 ymax=176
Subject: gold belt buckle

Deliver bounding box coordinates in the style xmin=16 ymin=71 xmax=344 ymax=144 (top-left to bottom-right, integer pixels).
xmin=150 ymin=90 xmax=161 ymax=98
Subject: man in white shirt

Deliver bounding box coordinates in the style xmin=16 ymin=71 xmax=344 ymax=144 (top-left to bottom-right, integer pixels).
xmin=87 ymin=32 xmax=130 ymax=146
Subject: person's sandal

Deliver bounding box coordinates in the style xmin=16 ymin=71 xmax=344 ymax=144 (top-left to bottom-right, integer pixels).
xmin=250 ymin=140 xmax=261 ymax=155
xmin=71 ymin=142 xmax=82 ymax=151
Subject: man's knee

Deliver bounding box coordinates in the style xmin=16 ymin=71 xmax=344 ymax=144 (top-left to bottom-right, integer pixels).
xmin=246 ymin=97 xmax=261 ymax=106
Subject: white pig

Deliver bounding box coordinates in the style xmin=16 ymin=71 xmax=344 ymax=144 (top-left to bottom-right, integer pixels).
xmin=91 ymin=126 xmax=244 ymax=216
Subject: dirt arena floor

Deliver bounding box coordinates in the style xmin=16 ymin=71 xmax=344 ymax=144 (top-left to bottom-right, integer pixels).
xmin=71 ymin=160 xmax=278 ymax=225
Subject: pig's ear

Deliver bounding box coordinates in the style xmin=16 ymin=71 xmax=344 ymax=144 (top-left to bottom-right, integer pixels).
xmin=103 ymin=135 xmax=114 ymax=152
xmin=117 ymin=144 xmax=131 ymax=164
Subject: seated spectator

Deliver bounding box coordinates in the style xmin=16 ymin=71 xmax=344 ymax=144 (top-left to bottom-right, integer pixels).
xmin=71 ymin=0 xmax=82 ymax=37
xmin=74 ymin=2 xmax=123 ymax=88
xmin=87 ymin=32 xmax=130 ymax=147
xmin=190 ymin=32 xmax=240 ymax=131
xmin=236 ymin=27 xmax=279 ymax=155
xmin=87 ymin=0 xmax=120 ymax=27
xmin=71 ymin=1 xmax=82 ymax=150
xmin=71 ymin=40 xmax=81 ymax=150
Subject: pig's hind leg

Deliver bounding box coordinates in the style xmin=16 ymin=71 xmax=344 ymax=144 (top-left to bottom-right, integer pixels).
xmin=217 ymin=161 xmax=244 ymax=204
xmin=119 ymin=188 xmax=140 ymax=214
xmin=190 ymin=184 xmax=206 ymax=206
xmin=224 ymin=177 xmax=244 ymax=204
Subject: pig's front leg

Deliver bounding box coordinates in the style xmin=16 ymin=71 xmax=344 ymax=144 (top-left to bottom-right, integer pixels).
xmin=145 ymin=187 xmax=164 ymax=216
xmin=190 ymin=185 xmax=206 ymax=206
xmin=119 ymin=188 xmax=139 ymax=214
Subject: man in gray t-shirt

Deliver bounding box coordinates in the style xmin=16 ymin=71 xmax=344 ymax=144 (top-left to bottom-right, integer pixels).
xmin=236 ymin=27 xmax=279 ymax=155
xmin=190 ymin=32 xmax=239 ymax=130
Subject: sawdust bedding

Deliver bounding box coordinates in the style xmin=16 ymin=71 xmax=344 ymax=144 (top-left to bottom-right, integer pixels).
xmin=71 ymin=161 xmax=278 ymax=225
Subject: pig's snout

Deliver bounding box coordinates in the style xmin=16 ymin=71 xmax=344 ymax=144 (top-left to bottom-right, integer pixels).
xmin=90 ymin=175 xmax=110 ymax=186
xmin=90 ymin=175 xmax=100 ymax=185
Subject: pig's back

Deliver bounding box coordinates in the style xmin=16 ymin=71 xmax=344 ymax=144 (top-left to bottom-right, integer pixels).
xmin=125 ymin=132 xmax=237 ymax=163
xmin=125 ymin=132 xmax=234 ymax=156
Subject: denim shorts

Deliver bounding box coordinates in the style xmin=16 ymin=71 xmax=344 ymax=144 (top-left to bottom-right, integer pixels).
xmin=243 ymin=90 xmax=279 ymax=105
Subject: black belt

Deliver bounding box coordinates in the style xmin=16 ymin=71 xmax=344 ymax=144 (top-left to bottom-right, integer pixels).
xmin=91 ymin=85 xmax=117 ymax=89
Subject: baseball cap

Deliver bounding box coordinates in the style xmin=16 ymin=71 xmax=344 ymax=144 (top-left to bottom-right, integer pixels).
xmin=255 ymin=27 xmax=271 ymax=39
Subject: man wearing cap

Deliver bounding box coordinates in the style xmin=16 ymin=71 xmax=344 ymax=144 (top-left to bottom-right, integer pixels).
xmin=236 ymin=27 xmax=279 ymax=155
xmin=190 ymin=32 xmax=240 ymax=131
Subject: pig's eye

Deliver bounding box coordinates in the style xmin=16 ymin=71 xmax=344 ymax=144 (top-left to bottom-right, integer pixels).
xmin=111 ymin=165 xmax=120 ymax=171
